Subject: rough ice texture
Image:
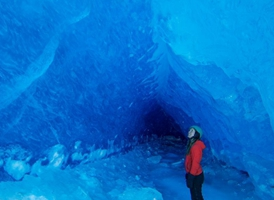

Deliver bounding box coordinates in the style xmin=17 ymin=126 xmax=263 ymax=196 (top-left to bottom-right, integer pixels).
xmin=4 ymin=159 xmax=30 ymax=181
xmin=0 ymin=0 xmax=273 ymax=199
xmin=0 ymin=1 xmax=155 ymax=152
xmin=151 ymin=0 xmax=274 ymax=199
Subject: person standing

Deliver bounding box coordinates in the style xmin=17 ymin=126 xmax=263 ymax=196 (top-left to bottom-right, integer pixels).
xmin=185 ymin=125 xmax=206 ymax=200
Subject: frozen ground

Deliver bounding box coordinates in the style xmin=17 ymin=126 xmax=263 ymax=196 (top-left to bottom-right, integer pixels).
xmin=0 ymin=136 xmax=260 ymax=200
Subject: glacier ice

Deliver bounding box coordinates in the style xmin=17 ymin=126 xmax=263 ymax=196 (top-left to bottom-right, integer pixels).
xmin=0 ymin=137 xmax=258 ymax=199
xmin=118 ymin=187 xmax=163 ymax=200
xmin=0 ymin=0 xmax=274 ymax=199
xmin=4 ymin=159 xmax=31 ymax=181
xmin=47 ymin=144 xmax=68 ymax=168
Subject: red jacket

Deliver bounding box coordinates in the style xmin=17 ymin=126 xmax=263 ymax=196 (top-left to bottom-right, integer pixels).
xmin=185 ymin=140 xmax=206 ymax=176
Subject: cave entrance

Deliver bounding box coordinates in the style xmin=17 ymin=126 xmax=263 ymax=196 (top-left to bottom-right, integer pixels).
xmin=141 ymin=104 xmax=187 ymax=143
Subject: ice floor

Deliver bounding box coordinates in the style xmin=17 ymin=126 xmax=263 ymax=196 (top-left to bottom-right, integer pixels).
xmin=0 ymin=136 xmax=260 ymax=200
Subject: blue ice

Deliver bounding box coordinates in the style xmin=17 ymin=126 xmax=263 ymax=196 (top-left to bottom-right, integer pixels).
xmin=0 ymin=0 xmax=273 ymax=199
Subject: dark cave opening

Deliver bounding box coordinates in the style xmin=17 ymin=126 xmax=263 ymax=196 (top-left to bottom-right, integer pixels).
xmin=142 ymin=104 xmax=187 ymax=143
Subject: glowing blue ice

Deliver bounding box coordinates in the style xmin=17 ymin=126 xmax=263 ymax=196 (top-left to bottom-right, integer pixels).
xmin=0 ymin=0 xmax=273 ymax=199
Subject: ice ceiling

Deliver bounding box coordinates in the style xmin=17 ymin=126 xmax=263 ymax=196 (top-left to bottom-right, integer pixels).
xmin=0 ymin=0 xmax=274 ymax=199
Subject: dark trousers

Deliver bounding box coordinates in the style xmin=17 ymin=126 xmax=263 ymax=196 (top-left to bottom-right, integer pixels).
xmin=190 ymin=172 xmax=204 ymax=200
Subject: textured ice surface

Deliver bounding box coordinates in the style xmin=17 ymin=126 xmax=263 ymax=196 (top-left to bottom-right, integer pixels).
xmin=4 ymin=159 xmax=30 ymax=181
xmin=151 ymin=0 xmax=274 ymax=199
xmin=0 ymin=0 xmax=155 ymax=151
xmin=0 ymin=137 xmax=260 ymax=200
xmin=0 ymin=0 xmax=274 ymax=199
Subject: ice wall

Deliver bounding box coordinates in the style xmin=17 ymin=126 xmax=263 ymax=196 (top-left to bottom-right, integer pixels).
xmin=0 ymin=1 xmax=156 ymax=153
xmin=151 ymin=0 xmax=274 ymax=198
xmin=0 ymin=0 xmax=274 ymax=199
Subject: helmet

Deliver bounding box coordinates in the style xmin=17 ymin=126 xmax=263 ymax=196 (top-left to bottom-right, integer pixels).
xmin=190 ymin=125 xmax=203 ymax=138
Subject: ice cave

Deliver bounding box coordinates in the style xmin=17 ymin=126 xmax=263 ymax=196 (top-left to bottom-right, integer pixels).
xmin=0 ymin=0 xmax=274 ymax=199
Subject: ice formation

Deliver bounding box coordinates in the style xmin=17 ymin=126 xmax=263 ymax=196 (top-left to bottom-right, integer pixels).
xmin=0 ymin=0 xmax=273 ymax=199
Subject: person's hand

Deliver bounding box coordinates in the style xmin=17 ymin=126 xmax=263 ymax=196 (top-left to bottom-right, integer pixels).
xmin=186 ymin=173 xmax=195 ymax=189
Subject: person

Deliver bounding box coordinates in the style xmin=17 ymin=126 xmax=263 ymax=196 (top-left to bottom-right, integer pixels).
xmin=185 ymin=125 xmax=206 ymax=200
